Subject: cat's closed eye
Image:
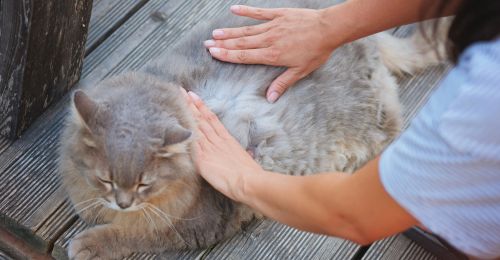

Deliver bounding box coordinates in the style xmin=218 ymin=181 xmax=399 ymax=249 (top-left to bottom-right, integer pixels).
xmin=137 ymin=183 xmax=151 ymax=193
xmin=97 ymin=176 xmax=113 ymax=189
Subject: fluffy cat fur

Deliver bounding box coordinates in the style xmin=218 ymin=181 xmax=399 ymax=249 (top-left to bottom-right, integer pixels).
xmin=59 ymin=0 xmax=445 ymax=259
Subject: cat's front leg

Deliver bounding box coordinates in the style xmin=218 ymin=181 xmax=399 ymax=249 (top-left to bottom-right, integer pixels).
xmin=68 ymin=225 xmax=133 ymax=260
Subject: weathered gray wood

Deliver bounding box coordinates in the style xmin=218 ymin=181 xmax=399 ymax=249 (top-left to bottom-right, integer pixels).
xmin=398 ymin=64 xmax=450 ymax=129
xmin=0 ymin=250 xmax=13 ymax=260
xmin=0 ymin=0 xmax=30 ymax=138
xmin=0 ymin=137 xmax=11 ymax=156
xmin=86 ymin=0 xmax=149 ymax=53
xmin=0 ymin=0 xmax=93 ymax=139
xmin=201 ymin=220 xmax=359 ymax=260
xmin=362 ymin=235 xmax=437 ymax=260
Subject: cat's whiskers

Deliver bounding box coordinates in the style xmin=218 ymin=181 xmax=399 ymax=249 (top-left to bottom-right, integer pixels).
xmin=145 ymin=204 xmax=190 ymax=247
xmin=76 ymin=199 xmax=105 ymax=215
xmin=93 ymin=207 xmax=102 ymax=223
xmin=141 ymin=207 xmax=160 ymax=238
xmin=73 ymin=198 xmax=101 ymax=208
xmin=144 ymin=202 xmax=200 ymax=221
xmin=93 ymin=202 xmax=108 ymax=223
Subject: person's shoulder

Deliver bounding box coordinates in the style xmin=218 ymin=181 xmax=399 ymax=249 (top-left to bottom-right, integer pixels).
xmin=458 ymin=37 xmax=500 ymax=78
xmin=438 ymin=38 xmax=500 ymax=159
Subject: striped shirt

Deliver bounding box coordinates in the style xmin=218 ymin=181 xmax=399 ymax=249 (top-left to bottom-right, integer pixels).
xmin=380 ymin=38 xmax=500 ymax=259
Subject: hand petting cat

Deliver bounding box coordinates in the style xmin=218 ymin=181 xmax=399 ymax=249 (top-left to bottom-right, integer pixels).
xmin=182 ymin=89 xmax=265 ymax=203
xmin=203 ymin=5 xmax=337 ymax=103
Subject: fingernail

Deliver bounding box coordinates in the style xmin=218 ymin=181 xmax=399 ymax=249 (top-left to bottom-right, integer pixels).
xmin=204 ymin=39 xmax=215 ymax=47
xmin=209 ymin=47 xmax=221 ymax=55
xmin=188 ymin=91 xmax=201 ymax=101
xmin=212 ymin=29 xmax=224 ymax=37
xmin=230 ymin=5 xmax=240 ymax=12
xmin=267 ymin=92 xmax=279 ymax=103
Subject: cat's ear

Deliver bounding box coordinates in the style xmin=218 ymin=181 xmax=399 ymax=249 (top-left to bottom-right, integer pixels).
xmin=73 ymin=90 xmax=98 ymax=124
xmin=156 ymin=125 xmax=192 ymax=158
xmin=163 ymin=125 xmax=192 ymax=146
xmin=73 ymin=90 xmax=98 ymax=128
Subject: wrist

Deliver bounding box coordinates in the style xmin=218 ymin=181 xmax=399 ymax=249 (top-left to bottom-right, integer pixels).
xmin=235 ymin=169 xmax=268 ymax=206
xmin=318 ymin=2 xmax=369 ymax=49
xmin=318 ymin=5 xmax=354 ymax=50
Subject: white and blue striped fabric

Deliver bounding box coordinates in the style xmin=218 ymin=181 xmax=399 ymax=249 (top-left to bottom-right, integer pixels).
xmin=380 ymin=38 xmax=500 ymax=259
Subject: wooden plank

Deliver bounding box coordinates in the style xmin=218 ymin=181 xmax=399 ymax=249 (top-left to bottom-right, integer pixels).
xmin=0 ymin=251 xmax=14 ymax=260
xmin=0 ymin=0 xmax=93 ymax=138
xmin=0 ymin=225 xmax=52 ymax=260
xmin=0 ymin=0 xmax=29 ymax=138
xmin=362 ymin=235 xmax=437 ymax=260
xmin=86 ymin=0 xmax=149 ymax=53
xmin=201 ymin=220 xmax=359 ymax=260
xmin=0 ymin=137 xmax=11 ymax=156
xmin=398 ymin=65 xmax=450 ymax=129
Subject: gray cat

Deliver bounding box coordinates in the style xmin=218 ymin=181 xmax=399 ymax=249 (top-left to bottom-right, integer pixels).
xmin=59 ymin=0 xmax=445 ymax=259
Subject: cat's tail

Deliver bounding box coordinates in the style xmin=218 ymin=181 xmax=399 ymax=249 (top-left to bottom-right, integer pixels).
xmin=375 ymin=18 xmax=452 ymax=75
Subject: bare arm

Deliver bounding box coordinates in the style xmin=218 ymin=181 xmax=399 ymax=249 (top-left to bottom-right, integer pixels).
xmin=205 ymin=0 xmax=461 ymax=102
xmin=186 ymin=91 xmax=417 ymax=244
xmin=241 ymin=157 xmax=417 ymax=244
xmin=322 ymin=0 xmax=460 ymax=45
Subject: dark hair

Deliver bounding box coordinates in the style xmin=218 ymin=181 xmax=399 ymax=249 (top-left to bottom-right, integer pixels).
xmin=434 ymin=1 xmax=500 ymax=63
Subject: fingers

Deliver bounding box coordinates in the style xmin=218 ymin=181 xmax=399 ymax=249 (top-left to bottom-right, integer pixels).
xmin=208 ymin=47 xmax=278 ymax=65
xmin=266 ymin=68 xmax=304 ymax=103
xmin=230 ymin=5 xmax=282 ymax=21
xmin=205 ymin=33 xmax=271 ymax=50
xmin=188 ymin=92 xmax=229 ymax=139
xmin=211 ymin=22 xmax=269 ymax=40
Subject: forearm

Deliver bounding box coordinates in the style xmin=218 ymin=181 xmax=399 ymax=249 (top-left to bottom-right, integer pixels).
xmin=242 ymin=171 xmax=365 ymax=241
xmin=240 ymin=157 xmax=417 ymax=244
xmin=320 ymin=0 xmax=461 ymax=48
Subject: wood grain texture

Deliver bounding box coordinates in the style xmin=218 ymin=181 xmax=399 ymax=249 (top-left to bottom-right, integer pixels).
xmin=200 ymin=220 xmax=360 ymax=260
xmin=0 ymin=137 xmax=11 ymax=156
xmin=0 ymin=250 xmax=14 ymax=260
xmin=0 ymin=0 xmax=30 ymax=138
xmin=362 ymin=235 xmax=437 ymax=260
xmin=0 ymin=0 xmax=93 ymax=138
xmin=15 ymin=0 xmax=93 ymax=137
xmin=86 ymin=0 xmax=149 ymax=53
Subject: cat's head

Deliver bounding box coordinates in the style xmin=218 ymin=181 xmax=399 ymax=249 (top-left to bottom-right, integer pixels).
xmin=66 ymin=77 xmax=197 ymax=213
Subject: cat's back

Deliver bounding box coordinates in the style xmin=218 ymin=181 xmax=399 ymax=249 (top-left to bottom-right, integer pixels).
xmin=143 ymin=0 xmax=400 ymax=173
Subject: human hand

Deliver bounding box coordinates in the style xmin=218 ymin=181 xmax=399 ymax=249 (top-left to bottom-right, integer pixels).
xmin=183 ymin=89 xmax=265 ymax=202
xmin=204 ymin=5 xmax=338 ymax=103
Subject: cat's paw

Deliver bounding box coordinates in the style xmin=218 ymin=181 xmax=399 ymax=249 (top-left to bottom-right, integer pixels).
xmin=68 ymin=228 xmax=121 ymax=260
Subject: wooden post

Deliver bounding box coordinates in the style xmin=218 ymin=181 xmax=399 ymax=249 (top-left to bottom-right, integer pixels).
xmin=0 ymin=0 xmax=93 ymax=139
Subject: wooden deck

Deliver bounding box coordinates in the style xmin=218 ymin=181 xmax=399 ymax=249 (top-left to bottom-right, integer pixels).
xmin=0 ymin=0 xmax=452 ymax=259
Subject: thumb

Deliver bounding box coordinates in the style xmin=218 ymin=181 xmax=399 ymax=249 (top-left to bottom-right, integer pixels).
xmin=267 ymin=68 xmax=302 ymax=103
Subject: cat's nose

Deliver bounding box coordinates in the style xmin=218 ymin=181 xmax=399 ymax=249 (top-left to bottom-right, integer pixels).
xmin=117 ymin=201 xmax=132 ymax=209
xmin=115 ymin=190 xmax=134 ymax=209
